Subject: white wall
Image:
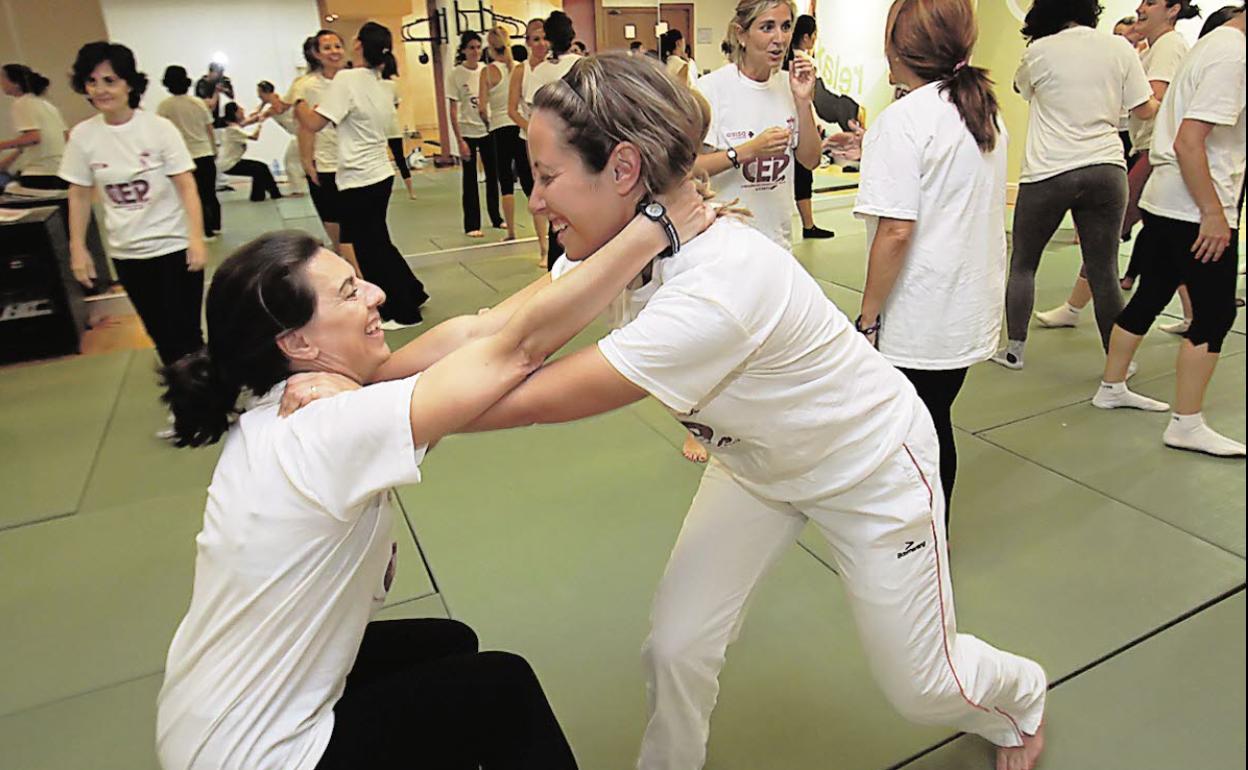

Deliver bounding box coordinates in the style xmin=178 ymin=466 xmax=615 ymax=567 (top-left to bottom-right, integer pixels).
xmin=99 ymin=0 xmax=322 ymax=171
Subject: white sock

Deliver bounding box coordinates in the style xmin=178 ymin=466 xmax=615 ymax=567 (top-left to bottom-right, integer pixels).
xmin=1035 ymin=302 xmax=1081 ymax=328
xmin=992 ymin=339 xmax=1026 ymax=369
xmin=1092 ymin=381 xmax=1169 ymax=411
xmin=1164 ymin=413 xmax=1246 ymax=457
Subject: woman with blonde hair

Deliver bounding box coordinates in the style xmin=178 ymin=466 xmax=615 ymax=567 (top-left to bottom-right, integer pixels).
xmin=294 ymin=50 xmax=1048 ymax=770
xmin=480 ymin=24 xmax=520 ymax=241
xmin=507 ymin=18 xmax=551 ymax=260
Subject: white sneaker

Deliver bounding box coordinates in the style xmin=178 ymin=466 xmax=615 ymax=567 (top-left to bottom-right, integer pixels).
xmin=1092 ymin=381 xmax=1168 ymax=411
xmin=380 ymin=319 xmax=421 ymax=331
xmin=991 ymin=348 xmax=1024 ymax=370
xmin=203 ymin=234 xmax=219 ymax=243
xmin=1035 ymin=303 xmax=1081 ymax=328
xmin=1160 ymin=318 xmax=1191 ymax=335
xmin=1163 ymin=414 xmax=1246 ymax=457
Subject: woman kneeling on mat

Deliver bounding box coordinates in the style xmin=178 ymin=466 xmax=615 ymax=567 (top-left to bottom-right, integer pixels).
xmin=292 ymin=50 xmax=1048 ymax=770
xmin=154 ymin=169 xmax=713 ymax=767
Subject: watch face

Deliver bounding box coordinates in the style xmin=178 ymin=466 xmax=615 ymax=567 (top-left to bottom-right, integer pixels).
xmin=644 ymin=202 xmax=664 ymax=219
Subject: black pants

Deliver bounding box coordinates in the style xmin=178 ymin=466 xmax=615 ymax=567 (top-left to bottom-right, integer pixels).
xmin=16 ymin=174 xmax=68 ymax=190
xmin=314 ymin=619 xmax=578 ymax=770
xmin=192 ymin=156 xmax=221 ymax=235
xmin=339 ymin=177 xmax=427 ymax=324
xmin=462 ymin=134 xmax=503 ymax=232
xmin=794 ymin=161 xmax=813 ymax=202
xmin=491 ymin=125 xmax=527 ymax=197
xmin=112 ymin=250 xmax=204 ymax=366
xmin=546 ymin=222 xmax=565 ymax=271
xmin=899 ymin=367 xmax=968 ymax=528
xmin=388 ymin=137 xmax=412 ymax=180
xmin=1117 ymin=212 xmax=1239 ymax=353
xmin=224 ymin=158 xmax=282 ymax=202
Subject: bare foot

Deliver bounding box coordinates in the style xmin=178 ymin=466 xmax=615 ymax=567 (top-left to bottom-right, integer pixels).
xmin=502 ymin=232 xmax=517 ymax=242
xmin=681 ymin=433 xmax=708 ymax=464
xmin=996 ymin=723 xmax=1044 ymax=770
xmin=1120 ymin=275 xmax=1135 ymax=291
xmin=467 ymin=230 xmax=484 ymax=238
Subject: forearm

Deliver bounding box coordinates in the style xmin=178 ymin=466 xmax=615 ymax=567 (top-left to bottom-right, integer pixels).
xmin=371 ymin=314 xmax=489 ymax=381
xmin=1175 ymin=136 xmax=1222 ymax=217
xmin=795 ymin=102 xmax=821 ymax=170
xmin=694 ymin=149 xmax=736 ymax=177
xmin=508 ymin=72 xmax=528 ymax=130
xmin=860 ymin=222 xmax=913 ymax=323
xmin=67 ymin=185 xmax=94 ymax=248
xmin=0 ymin=132 xmax=39 ymax=151
xmin=174 ymin=175 xmax=205 ymax=241
xmin=298 ymin=126 xmax=315 ymax=170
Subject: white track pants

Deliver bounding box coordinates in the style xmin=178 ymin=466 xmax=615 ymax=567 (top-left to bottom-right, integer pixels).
xmin=637 ymin=411 xmax=1047 ymax=770
xmin=284 ymin=139 xmax=308 ymax=195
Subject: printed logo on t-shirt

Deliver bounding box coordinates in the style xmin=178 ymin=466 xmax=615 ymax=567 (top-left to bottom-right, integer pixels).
xmin=741 ymin=153 xmax=790 ymax=189
xmin=680 ymin=419 xmax=739 ymax=449
xmin=725 ymin=129 xmax=751 ymax=143
xmin=104 ymin=180 xmax=151 ymax=209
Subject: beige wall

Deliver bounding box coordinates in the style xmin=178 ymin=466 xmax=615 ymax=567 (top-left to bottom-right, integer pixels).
xmin=601 ymin=0 xmax=738 ymax=71
xmin=0 ymin=0 xmax=110 ymax=136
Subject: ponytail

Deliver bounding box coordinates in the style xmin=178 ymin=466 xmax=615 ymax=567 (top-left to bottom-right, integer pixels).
xmin=160 ymin=348 xmax=241 ymax=447
xmin=2 ymin=63 xmax=51 ymax=96
xmin=941 ymin=63 xmax=1000 ymax=153
xmin=381 ymin=51 xmax=398 ymax=79
xmin=358 ymin=21 xmax=393 ymax=70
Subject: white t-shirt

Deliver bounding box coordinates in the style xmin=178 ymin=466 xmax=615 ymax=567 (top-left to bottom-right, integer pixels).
xmin=696 ymin=64 xmax=800 ymax=250
xmin=10 ymin=93 xmax=68 ymax=176
xmin=515 ymin=60 xmax=543 ymax=139
xmin=1015 ymin=26 xmax=1151 ymax=183
xmin=1141 ymin=25 xmax=1247 ymax=226
xmin=156 ymin=376 xmax=427 ymax=770
xmin=381 ymin=78 xmax=402 ymax=139
xmin=853 ymin=82 xmax=1009 ymax=370
xmin=217 ymin=125 xmax=250 ymax=171
xmin=289 ymin=73 xmax=339 ymax=174
xmin=1129 ymin=29 xmax=1190 ymax=153
xmin=588 ymin=218 xmax=918 ymax=500
xmin=58 ymin=110 xmax=194 ymax=260
xmin=157 ymin=95 xmax=215 ymax=159
xmin=522 ymin=54 xmax=582 ymax=139
xmin=270 ymin=104 xmax=299 ymax=136
xmin=484 ymin=62 xmax=516 ymax=131
xmin=316 ymin=68 xmax=397 ymax=191
xmin=446 ymin=64 xmax=488 ymax=140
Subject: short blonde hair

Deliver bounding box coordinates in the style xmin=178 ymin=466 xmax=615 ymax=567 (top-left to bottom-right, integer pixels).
xmin=726 ymin=0 xmax=799 ymax=67
xmin=532 ymin=52 xmax=709 ymax=198
xmin=486 ymin=25 xmax=514 ymax=68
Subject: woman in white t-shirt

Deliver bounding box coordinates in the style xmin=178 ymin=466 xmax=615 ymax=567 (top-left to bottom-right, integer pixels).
xmin=305 ymin=21 xmax=428 ymax=328
xmin=524 ymin=10 xmax=583 ymax=268
xmin=1093 ymin=9 xmax=1246 ymax=458
xmin=59 ymin=42 xmax=207 ymax=367
xmin=448 ymin=31 xmax=504 ymax=238
xmin=784 ymin=14 xmax=836 ymax=240
xmin=155 ymin=162 xmax=711 ymax=768
xmin=0 ymin=64 xmax=68 ymax=189
xmin=480 ymin=25 xmax=519 ymax=241
xmin=253 ymin=80 xmax=307 ymax=197
xmin=693 ymin=0 xmax=822 ymax=253
xmin=1037 ymin=0 xmax=1198 ymax=328
xmin=315 ymin=53 xmax=1045 ymax=770
xmin=219 ymin=103 xmax=282 ymax=201
xmin=292 ymin=30 xmax=353 ymax=264
xmin=157 ymin=65 xmax=221 ymax=237
xmin=508 ymin=18 xmax=551 ymax=260
xmin=379 ymin=56 xmax=417 ymax=201
xmin=992 ymin=0 xmax=1159 ymax=371
xmin=853 ymin=0 xmax=1008 ymax=525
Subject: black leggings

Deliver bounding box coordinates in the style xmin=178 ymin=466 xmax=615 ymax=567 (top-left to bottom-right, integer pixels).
xmin=192 ymin=156 xmax=221 ymax=235
xmin=491 ymin=125 xmax=527 ymax=197
xmin=15 ymin=174 xmax=68 ymax=190
xmin=1116 ymin=212 xmax=1239 ymax=353
xmin=388 ymin=137 xmax=412 ymax=180
xmin=339 ymin=177 xmax=428 ymax=324
xmin=462 ymin=134 xmax=503 ymax=232
xmin=1007 ymin=164 xmax=1128 ymax=349
xmin=112 ymin=250 xmax=204 ymax=366
xmin=794 ymin=161 xmax=813 ymax=202
xmin=314 ymin=619 xmax=578 ymax=770
xmin=899 ymin=367 xmax=967 ymax=528
xmin=223 ymin=158 xmax=282 ymax=201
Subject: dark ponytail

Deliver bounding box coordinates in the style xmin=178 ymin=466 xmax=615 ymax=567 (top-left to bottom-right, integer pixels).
xmin=2 ymin=63 xmax=50 ymax=96
xmin=888 ymin=0 xmax=1000 ymax=153
xmin=1168 ymin=0 xmax=1204 ymax=21
xmin=544 ymin=11 xmax=575 ymax=58
xmin=302 ymin=35 xmax=323 ymax=72
xmin=381 ymin=51 xmax=398 ymax=79
xmin=161 ymin=231 xmax=322 ymax=447
xmin=358 ymin=21 xmax=393 ymax=70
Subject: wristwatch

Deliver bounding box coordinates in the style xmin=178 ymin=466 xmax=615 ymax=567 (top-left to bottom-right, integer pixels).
xmin=726 ymin=146 xmax=741 ymax=169
xmin=637 ymin=199 xmax=680 ymax=258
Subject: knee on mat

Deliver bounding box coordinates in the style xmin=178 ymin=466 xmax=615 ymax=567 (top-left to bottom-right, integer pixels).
xmin=880 ymin=677 xmax=969 ymax=726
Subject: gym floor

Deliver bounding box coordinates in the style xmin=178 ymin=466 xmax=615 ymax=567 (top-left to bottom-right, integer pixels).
xmin=1 ymin=168 xmax=1243 ymax=769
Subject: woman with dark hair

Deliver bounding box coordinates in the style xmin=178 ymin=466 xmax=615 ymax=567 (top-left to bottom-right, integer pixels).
xmin=59 ymin=41 xmax=206 ymax=369
xmin=448 ymin=31 xmax=503 ymax=238
xmin=157 ymin=65 xmax=221 ymax=236
xmin=292 ymin=30 xmax=354 ymax=267
xmin=785 ymin=14 xmax=835 ymax=240
xmin=1037 ymin=0 xmax=1201 ymax=329
xmin=481 ymin=25 xmax=520 ymax=241
xmin=379 ymin=54 xmax=417 ymax=201
xmin=250 ymin=80 xmax=307 ymax=198
xmin=852 ymin=0 xmax=1008 ymax=528
xmin=523 ymin=10 xmax=582 ymax=268
xmin=0 ymin=63 xmax=68 ymax=190
xmin=1092 ymin=6 xmax=1245 ymax=458
xmin=661 ymin=29 xmax=696 ymax=88
xmin=153 ymin=174 xmax=710 ymax=768
xmin=219 ymin=102 xmax=282 ymax=201
xmin=304 ymin=21 xmax=428 ymax=329
xmin=992 ymin=0 xmax=1159 ymax=371
xmin=508 ymin=18 xmax=550 ymax=261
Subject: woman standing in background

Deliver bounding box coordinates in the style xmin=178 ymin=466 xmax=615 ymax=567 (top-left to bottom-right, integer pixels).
xmin=448 ymin=31 xmax=503 ymax=238
xmin=380 ymin=53 xmax=418 ymax=201
xmin=481 ymin=25 xmax=520 ymax=242
xmin=785 ymin=14 xmax=835 ymax=240
xmin=0 ymin=64 xmax=68 ymax=190
xmin=508 ymin=17 xmax=550 ymax=261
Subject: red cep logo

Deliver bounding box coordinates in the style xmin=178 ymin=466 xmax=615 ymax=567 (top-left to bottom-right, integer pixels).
xmin=104 ymin=179 xmax=151 ymax=207
xmin=742 ymin=154 xmax=790 ymax=185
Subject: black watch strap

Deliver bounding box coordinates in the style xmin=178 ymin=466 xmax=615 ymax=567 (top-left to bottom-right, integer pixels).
xmin=726 ymin=146 xmax=741 ymax=169
xmin=637 ymin=199 xmax=680 ymax=258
